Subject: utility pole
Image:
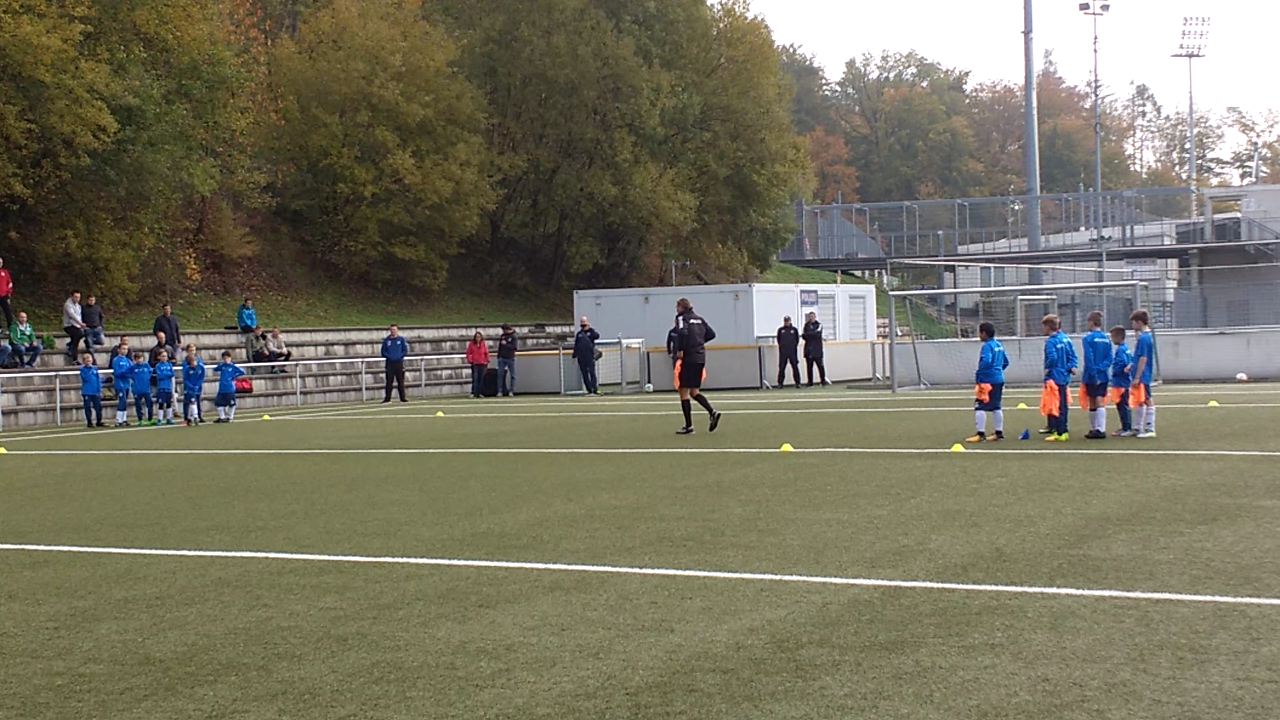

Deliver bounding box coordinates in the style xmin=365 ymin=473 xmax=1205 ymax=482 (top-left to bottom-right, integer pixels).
xmin=1023 ymin=0 xmax=1043 ymax=285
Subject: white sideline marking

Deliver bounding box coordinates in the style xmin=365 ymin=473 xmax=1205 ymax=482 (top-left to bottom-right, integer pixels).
xmin=3 ymin=447 xmax=1280 ymax=457
xmin=2 ymin=543 xmax=1277 ymax=607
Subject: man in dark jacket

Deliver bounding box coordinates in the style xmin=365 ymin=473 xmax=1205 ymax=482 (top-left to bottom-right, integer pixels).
xmin=802 ymin=311 xmax=829 ymax=387
xmin=776 ymin=316 xmax=801 ymax=388
xmin=673 ymin=298 xmax=721 ymax=435
xmin=497 ymin=323 xmax=518 ymax=397
xmin=380 ymin=324 xmax=409 ymax=403
xmin=82 ymin=294 xmax=107 ymax=351
xmin=571 ymin=317 xmax=601 ymax=395
xmin=153 ymin=304 xmax=181 ymax=350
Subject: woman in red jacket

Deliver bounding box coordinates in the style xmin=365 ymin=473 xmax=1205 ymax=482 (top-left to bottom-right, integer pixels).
xmin=466 ymin=331 xmax=490 ymax=398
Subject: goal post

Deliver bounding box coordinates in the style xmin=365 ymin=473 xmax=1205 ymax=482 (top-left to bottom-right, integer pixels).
xmin=558 ymin=337 xmax=648 ymax=395
xmin=888 ymin=280 xmax=1151 ymax=391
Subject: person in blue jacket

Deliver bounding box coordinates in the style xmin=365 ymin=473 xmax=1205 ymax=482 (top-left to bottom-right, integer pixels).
xmin=380 ymin=324 xmax=409 ymax=403
xmin=213 ymin=350 xmax=246 ymax=423
xmin=110 ymin=345 xmax=134 ymax=427
xmin=571 ymin=316 xmax=601 ymax=395
xmin=130 ymin=351 xmax=155 ymax=426
xmin=237 ymin=297 xmax=257 ymax=334
xmin=1109 ymin=326 xmax=1134 ymax=437
xmin=1041 ymin=314 xmax=1078 ymax=442
xmin=1080 ymin=310 xmax=1114 ymax=439
xmin=79 ymin=352 xmax=104 ymax=428
xmin=154 ymin=349 xmax=176 ymax=425
xmin=966 ymin=322 xmax=1010 ymax=443
xmin=182 ymin=345 xmax=206 ymax=426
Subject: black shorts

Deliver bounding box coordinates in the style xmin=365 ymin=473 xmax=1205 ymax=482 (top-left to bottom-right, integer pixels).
xmin=975 ymin=383 xmax=1004 ymax=412
xmin=1085 ymin=382 xmax=1108 ymax=399
xmin=678 ymin=361 xmax=705 ymax=390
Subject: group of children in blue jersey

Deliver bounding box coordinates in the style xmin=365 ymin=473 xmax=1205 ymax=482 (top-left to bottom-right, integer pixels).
xmin=967 ymin=308 xmax=1158 ymax=443
xmin=77 ymin=342 xmax=247 ymax=428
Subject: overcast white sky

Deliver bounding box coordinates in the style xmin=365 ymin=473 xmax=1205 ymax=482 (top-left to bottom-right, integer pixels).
xmin=751 ymin=0 xmax=1276 ymax=117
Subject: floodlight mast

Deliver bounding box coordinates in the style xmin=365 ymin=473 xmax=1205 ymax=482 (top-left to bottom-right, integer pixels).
xmin=1173 ymin=17 xmax=1210 ymax=225
xmin=1078 ymin=1 xmax=1110 ymax=267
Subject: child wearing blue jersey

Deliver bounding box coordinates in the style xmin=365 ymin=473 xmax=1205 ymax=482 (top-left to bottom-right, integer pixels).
xmin=213 ymin=351 xmax=246 ymax=423
xmin=154 ymin=350 xmax=176 ymax=425
xmin=110 ymin=345 xmax=134 ymax=427
xmin=1080 ymin=311 xmax=1113 ymax=439
xmin=967 ymin=322 xmax=1009 ymax=443
xmin=79 ymin=352 xmax=104 ymax=428
xmin=182 ymin=345 xmax=206 ymax=426
xmin=1039 ymin=314 xmax=1078 ymax=442
xmin=1108 ymin=326 xmax=1135 ymax=437
xmin=1130 ymin=310 xmax=1157 ymax=438
xmin=130 ymin=351 xmax=155 ymax=426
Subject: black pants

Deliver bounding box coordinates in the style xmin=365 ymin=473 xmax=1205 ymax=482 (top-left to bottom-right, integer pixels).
xmin=805 ymin=356 xmax=827 ymax=386
xmin=64 ymin=326 xmax=85 ymax=356
xmin=384 ymin=360 xmax=406 ymax=401
xmin=578 ymin=359 xmax=598 ymax=394
xmin=0 ymin=296 xmax=12 ymax=328
xmin=777 ymin=352 xmax=800 ymax=387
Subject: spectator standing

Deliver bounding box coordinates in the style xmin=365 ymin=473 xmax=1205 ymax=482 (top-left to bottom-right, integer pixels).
xmin=153 ymin=303 xmax=181 ymax=349
xmin=9 ymin=312 xmax=42 ymax=368
xmin=466 ymin=331 xmax=490 ymax=398
xmin=266 ymin=327 xmax=292 ymax=371
xmin=0 ymin=256 xmax=13 ymax=328
xmin=237 ymin=297 xmax=257 ymax=333
xmin=149 ymin=331 xmax=176 ymax=367
xmin=572 ymin=316 xmax=601 ymax=395
xmin=802 ymin=311 xmax=829 ymax=387
xmin=776 ymin=316 xmax=801 ymax=389
xmin=62 ymin=291 xmax=87 ymax=358
xmin=82 ymin=295 xmax=106 ymax=350
xmin=380 ymin=324 xmax=409 ymax=403
xmin=497 ymin=324 xmax=517 ymax=397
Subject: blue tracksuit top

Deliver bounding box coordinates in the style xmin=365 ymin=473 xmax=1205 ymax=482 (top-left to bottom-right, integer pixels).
xmin=110 ymin=354 xmax=134 ymax=391
xmin=130 ymin=362 xmax=153 ymax=395
xmin=155 ymin=361 xmax=175 ymax=392
xmin=1133 ymin=331 xmax=1155 ymax=385
xmin=214 ymin=361 xmax=245 ymax=394
xmin=182 ymin=360 xmax=206 ymax=395
xmin=79 ymin=365 xmax=102 ymax=396
xmin=1081 ymin=330 xmax=1113 ymax=385
xmin=237 ymin=304 xmax=257 ymax=329
xmin=1043 ymin=331 xmax=1077 ymax=386
xmin=381 ymin=335 xmax=408 ymax=361
xmin=1110 ymin=343 xmax=1132 ymax=389
xmin=975 ymin=338 xmax=1009 ymax=385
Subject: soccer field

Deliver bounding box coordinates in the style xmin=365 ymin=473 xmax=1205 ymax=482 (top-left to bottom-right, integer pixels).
xmin=4 ymin=386 xmax=1280 ymax=719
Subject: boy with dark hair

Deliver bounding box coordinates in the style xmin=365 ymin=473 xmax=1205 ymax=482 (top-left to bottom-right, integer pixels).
xmin=1040 ymin=314 xmax=1077 ymax=442
xmin=1109 ymin=326 xmax=1135 ymax=437
xmin=213 ymin=351 xmax=246 ymax=423
xmin=130 ymin=351 xmax=155 ymax=426
xmin=110 ymin=345 xmax=134 ymax=427
xmin=967 ymin=322 xmax=1009 ymax=443
xmin=155 ymin=350 xmax=176 ymax=425
xmin=182 ymin=345 xmax=206 ymax=425
xmin=79 ymin=352 xmax=104 ymax=428
xmin=1130 ymin=310 xmax=1157 ymax=438
xmin=1081 ymin=310 xmax=1113 ymax=439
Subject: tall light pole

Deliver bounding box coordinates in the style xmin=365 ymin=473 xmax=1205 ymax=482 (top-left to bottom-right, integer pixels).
xmin=1174 ymin=17 xmax=1209 ymax=226
xmin=1079 ymin=2 xmax=1110 ymax=274
xmin=1024 ymin=0 xmax=1043 ymax=285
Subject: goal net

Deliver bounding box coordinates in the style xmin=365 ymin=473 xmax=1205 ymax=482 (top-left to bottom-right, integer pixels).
xmin=557 ymin=338 xmax=648 ymax=395
xmin=888 ymin=280 xmax=1153 ymax=391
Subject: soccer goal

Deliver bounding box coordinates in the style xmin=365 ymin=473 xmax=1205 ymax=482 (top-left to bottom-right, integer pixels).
xmin=557 ymin=337 xmax=648 ymax=395
xmin=887 ymin=280 xmax=1151 ymax=391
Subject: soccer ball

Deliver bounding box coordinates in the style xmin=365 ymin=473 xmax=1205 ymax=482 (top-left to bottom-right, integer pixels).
xmin=1236 ymin=372 xmax=1249 ymax=382
xmin=643 ymin=383 xmax=654 ymax=393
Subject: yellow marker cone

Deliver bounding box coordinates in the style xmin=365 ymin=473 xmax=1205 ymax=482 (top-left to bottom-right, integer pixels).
xmin=779 ymin=443 xmax=794 ymax=452
xmin=950 ymin=443 xmax=966 ymax=453
xmin=435 ymin=411 xmax=445 ymax=417
xmin=0 ymin=447 xmax=8 ymax=454
xmin=261 ymin=414 xmax=272 ymax=420
xmin=1016 ymin=402 xmax=1029 ymax=410
xmin=1207 ymin=400 xmax=1220 ymax=407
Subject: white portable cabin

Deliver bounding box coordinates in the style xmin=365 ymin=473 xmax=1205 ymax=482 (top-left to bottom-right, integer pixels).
xmin=573 ymin=283 xmax=878 ymax=349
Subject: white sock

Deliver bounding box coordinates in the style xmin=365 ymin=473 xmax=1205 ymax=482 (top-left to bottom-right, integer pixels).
xmin=116 ymin=410 xmax=125 ymax=424
xmin=974 ymin=410 xmax=986 ymax=434
xmin=228 ymin=405 xmax=236 ymax=421
xmin=1093 ymin=408 xmax=1105 ymax=433
xmin=217 ymin=406 xmax=227 ymax=420
xmin=1146 ymin=406 xmax=1155 ymax=432
xmin=1133 ymin=406 xmax=1147 ymax=432
xmin=993 ymin=410 xmax=1004 ymax=433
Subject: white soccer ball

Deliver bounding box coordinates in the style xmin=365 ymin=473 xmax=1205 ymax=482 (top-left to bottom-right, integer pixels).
xmin=643 ymin=383 xmax=654 ymax=393
xmin=1236 ymin=372 xmax=1249 ymax=382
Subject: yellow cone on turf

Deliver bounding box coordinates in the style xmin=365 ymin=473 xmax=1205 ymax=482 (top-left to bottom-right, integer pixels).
xmin=0 ymin=447 xmax=7 ymax=454
xmin=1016 ymin=402 xmax=1029 ymax=410
xmin=950 ymin=443 xmax=966 ymax=453
xmin=1207 ymin=400 xmax=1220 ymax=407
xmin=779 ymin=443 xmax=794 ymax=452
xmin=261 ymin=414 xmax=272 ymax=420
xmin=435 ymin=411 xmax=445 ymax=417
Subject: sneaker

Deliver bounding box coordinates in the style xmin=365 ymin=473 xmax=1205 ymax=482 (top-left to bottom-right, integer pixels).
xmin=115 ymin=422 xmax=128 ymax=428
xmin=164 ymin=419 xmax=175 ymax=426
xmin=964 ymin=433 xmax=986 ymax=443
xmin=86 ymin=424 xmax=95 ymax=429
xmin=1136 ymin=431 xmax=1157 ymax=439
xmin=676 ymin=426 xmax=695 ymax=435
xmin=136 ymin=421 xmax=147 ymax=427
xmin=1045 ymin=433 xmax=1069 ymax=442
xmin=185 ymin=419 xmax=192 ymax=427
xmin=95 ymin=422 xmax=106 ymax=428
xmin=987 ymin=432 xmax=1005 ymax=442
xmin=1037 ymin=427 xmax=1054 ymax=435
xmin=1119 ymin=430 xmax=1138 ymax=437
xmin=709 ymin=411 xmax=722 ymax=433
xmin=1085 ymin=430 xmax=1106 ymax=440
xmin=214 ymin=418 xmax=227 ymax=424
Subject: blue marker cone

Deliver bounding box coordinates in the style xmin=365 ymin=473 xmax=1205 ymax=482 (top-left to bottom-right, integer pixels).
xmin=1019 ymin=429 xmax=1031 ymax=441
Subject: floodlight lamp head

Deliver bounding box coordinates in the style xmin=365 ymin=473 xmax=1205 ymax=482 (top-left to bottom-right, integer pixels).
xmin=1099 ymin=3 xmax=1110 ymax=12
xmin=1078 ymin=2 xmax=1091 ymax=10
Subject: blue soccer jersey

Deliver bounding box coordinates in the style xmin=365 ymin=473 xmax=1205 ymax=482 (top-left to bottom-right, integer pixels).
xmin=1133 ymin=331 xmax=1155 ymax=385
xmin=976 ymin=338 xmax=1009 ymax=385
xmin=1082 ymin=330 xmax=1112 ymax=385
xmin=1043 ymin=331 xmax=1077 ymax=385
xmin=1110 ymin=343 xmax=1133 ymax=389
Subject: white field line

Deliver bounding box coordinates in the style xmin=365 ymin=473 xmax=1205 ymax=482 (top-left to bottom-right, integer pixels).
xmin=274 ymin=403 xmax=1280 ymax=421
xmin=4 ymin=447 xmax=1280 ymax=457
xmin=1 ymin=543 xmax=1277 ymax=608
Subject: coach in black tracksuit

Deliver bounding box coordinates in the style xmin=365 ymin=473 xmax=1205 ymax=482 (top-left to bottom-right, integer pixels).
xmin=776 ymin=316 xmax=801 ymax=388
xmin=673 ymin=298 xmax=721 ymax=435
xmin=802 ymin=311 xmax=828 ymax=387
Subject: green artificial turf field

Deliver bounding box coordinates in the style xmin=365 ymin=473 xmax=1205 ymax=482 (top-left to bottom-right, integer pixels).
xmin=3 ymin=385 xmax=1280 ymax=719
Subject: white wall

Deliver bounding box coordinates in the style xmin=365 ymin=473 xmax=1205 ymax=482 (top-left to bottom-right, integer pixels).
xmin=574 ymin=285 xmax=756 ymax=349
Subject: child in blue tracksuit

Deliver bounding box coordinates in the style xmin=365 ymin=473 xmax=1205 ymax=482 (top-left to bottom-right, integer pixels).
xmin=155 ymin=350 xmax=176 ymax=425
xmin=1041 ymin=314 xmax=1078 ymax=441
xmin=79 ymin=352 xmax=104 ymax=428
xmin=130 ymin=351 xmax=155 ymax=425
xmin=182 ymin=348 xmax=206 ymax=425
xmin=1109 ymin=326 xmax=1134 ymax=436
xmin=213 ymin=351 xmax=246 ymax=423
xmin=1080 ymin=310 xmax=1113 ymax=439
xmin=967 ymin=321 xmax=1009 ymax=443
xmin=111 ymin=346 xmax=134 ymax=427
